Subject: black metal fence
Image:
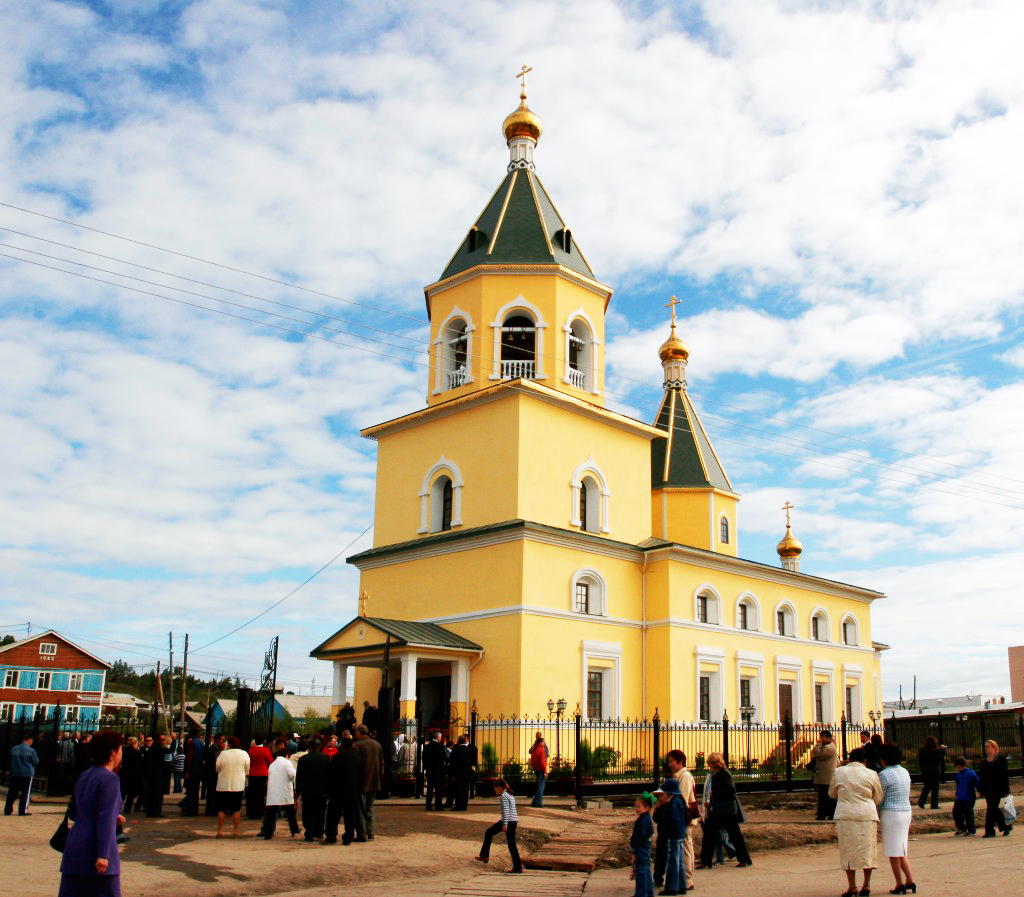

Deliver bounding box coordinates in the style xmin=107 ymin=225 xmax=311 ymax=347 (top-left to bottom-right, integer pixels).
xmin=885 ymin=712 xmax=1024 ymax=773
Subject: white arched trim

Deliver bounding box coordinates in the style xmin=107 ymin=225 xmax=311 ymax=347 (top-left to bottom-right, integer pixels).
xmin=693 ymin=583 xmax=723 ymax=626
xmin=570 ymin=456 xmax=611 ymax=533
xmin=489 ymin=296 xmax=548 ymax=381
xmin=432 ymin=307 xmax=475 ymax=394
xmin=840 ymin=614 xmax=861 ymax=646
xmin=735 ymin=591 xmax=761 ymax=631
xmin=418 ymin=456 xmax=464 ymax=533
xmin=774 ymin=600 xmax=798 ymax=637
xmin=570 ymin=567 xmax=608 ymax=617
xmin=562 ymin=306 xmax=602 ymax=395
xmin=808 ymin=606 xmax=831 ymax=642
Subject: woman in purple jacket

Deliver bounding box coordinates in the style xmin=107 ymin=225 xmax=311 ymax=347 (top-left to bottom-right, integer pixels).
xmin=60 ymin=730 xmax=125 ymax=897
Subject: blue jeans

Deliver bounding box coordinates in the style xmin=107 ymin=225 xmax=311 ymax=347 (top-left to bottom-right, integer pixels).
xmin=664 ymin=837 xmax=684 ymax=892
xmin=633 ymin=845 xmax=654 ymax=897
xmin=532 ymin=771 xmax=546 ymax=807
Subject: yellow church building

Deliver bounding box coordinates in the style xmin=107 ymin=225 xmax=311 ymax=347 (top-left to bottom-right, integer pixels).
xmin=311 ymin=82 xmax=886 ymax=732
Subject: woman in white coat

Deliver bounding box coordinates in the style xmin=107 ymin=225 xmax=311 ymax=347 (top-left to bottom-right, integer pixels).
xmin=829 ymin=747 xmax=884 ymax=897
xmin=258 ymin=746 xmax=300 ymax=839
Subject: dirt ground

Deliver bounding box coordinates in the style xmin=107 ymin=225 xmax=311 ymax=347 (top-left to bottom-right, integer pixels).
xmin=2 ymin=780 xmax=1020 ymax=896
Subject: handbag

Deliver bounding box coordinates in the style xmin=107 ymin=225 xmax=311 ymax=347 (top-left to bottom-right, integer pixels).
xmin=999 ymin=794 xmax=1016 ymax=824
xmin=49 ymin=811 xmax=70 ymax=853
xmin=687 ymin=800 xmax=701 ymax=821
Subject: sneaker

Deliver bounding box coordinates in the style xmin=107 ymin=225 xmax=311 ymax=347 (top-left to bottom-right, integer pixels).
xmin=964 ymin=832 xmax=976 ymax=837
xmin=954 ymin=831 xmax=963 ymax=836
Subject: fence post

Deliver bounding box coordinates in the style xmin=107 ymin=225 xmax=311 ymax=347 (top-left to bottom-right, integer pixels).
xmin=415 ymin=714 xmax=424 ymax=799
xmin=470 ymin=702 xmax=477 ymax=751
xmin=236 ymin=687 xmax=254 ymax=747
xmin=1017 ymin=713 xmax=1024 ymax=765
xmin=936 ymin=711 xmax=944 ymax=749
xmin=784 ymin=712 xmax=793 ymax=791
xmin=46 ymin=706 xmax=62 ymax=796
xmin=722 ymin=710 xmax=730 ymax=768
xmin=979 ymin=713 xmax=987 ymax=753
xmin=840 ymin=712 xmax=848 ymax=762
xmin=652 ymin=708 xmax=661 ymax=788
xmin=574 ymin=711 xmax=583 ymax=806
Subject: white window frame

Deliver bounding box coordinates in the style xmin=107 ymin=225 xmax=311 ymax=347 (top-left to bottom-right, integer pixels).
xmin=735 ymin=651 xmax=765 ymax=724
xmin=581 ymin=640 xmax=622 ymax=720
xmin=774 ymin=601 xmax=797 ymax=637
xmin=693 ymin=584 xmax=722 ymax=626
xmin=489 ymin=297 xmax=547 ymax=381
xmin=570 ymin=457 xmax=611 ymax=534
xmin=735 ymin=592 xmax=761 ymax=631
xmin=694 ymin=646 xmax=726 ymax=722
xmin=809 ymin=607 xmax=830 ymax=642
xmin=418 ymin=456 xmax=464 ymax=534
xmin=562 ymin=308 xmax=601 ymax=395
xmin=811 ymin=661 xmax=835 ymax=724
xmin=39 ymin=642 xmax=57 ymax=656
xmin=68 ymin=673 xmax=83 ymax=691
xmin=841 ymin=614 xmax=860 ymax=646
xmin=64 ymin=706 xmax=81 ymax=722
xmin=432 ymin=307 xmax=475 ymax=395
xmin=570 ymin=568 xmax=608 ymax=617
xmin=38 ymin=672 xmax=52 ymax=689
xmin=843 ymin=665 xmax=864 ymax=724
xmin=3 ymin=669 xmax=16 ymax=688
xmin=0 ymin=702 xmax=13 ymax=721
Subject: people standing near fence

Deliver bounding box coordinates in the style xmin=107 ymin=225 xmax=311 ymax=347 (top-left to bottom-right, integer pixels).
xmin=629 ymin=792 xmax=656 ymax=897
xmin=74 ymin=732 xmax=92 ymax=781
xmin=144 ymin=734 xmax=167 ymax=817
xmin=699 ymin=760 xmax=734 ymax=865
xmin=449 ymin=734 xmax=475 ymax=811
xmin=336 ymin=702 xmax=356 ymax=735
xmin=423 ymin=729 xmax=447 ymax=811
xmin=258 ymin=744 xmax=300 ymax=839
xmin=4 ymin=734 xmax=39 ymax=816
xmin=325 ymin=731 xmax=364 ymax=843
xmin=58 ymin=730 xmax=126 ymax=897
xmin=180 ymin=727 xmax=204 ymax=816
xmin=296 ymin=736 xmax=331 ymax=842
xmin=353 ymin=724 xmax=383 ymax=839
xmin=978 ymin=739 xmax=1012 ymax=838
xmin=246 ymin=735 xmax=273 ymax=819
xmin=653 ymin=778 xmax=687 ymax=895
xmin=118 ymin=736 xmax=142 ymax=815
xmin=860 ymin=731 xmax=880 ymax=772
xmin=952 ymin=756 xmax=979 ymax=836
xmin=878 ymin=742 xmax=916 ymax=894
xmin=204 ymin=734 xmax=225 ymax=816
xmin=829 ymin=746 xmax=883 ymax=897
xmin=214 ymin=735 xmax=249 ymax=839
xmin=698 ymin=753 xmax=752 ymax=869
xmin=812 ymin=730 xmax=839 ymax=820
xmin=529 ymin=732 xmax=548 ymax=808
xmin=137 ymin=735 xmax=154 ymax=813
xmin=916 ymin=736 xmax=946 ymax=810
xmin=475 ymin=778 xmax=522 ymax=874
xmin=667 ymin=749 xmax=697 ymax=890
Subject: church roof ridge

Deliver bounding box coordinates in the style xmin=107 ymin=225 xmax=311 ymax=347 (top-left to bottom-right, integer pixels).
xmin=651 ymin=386 xmax=734 ymax=492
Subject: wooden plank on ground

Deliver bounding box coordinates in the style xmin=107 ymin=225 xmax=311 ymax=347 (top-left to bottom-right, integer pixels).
xmin=446 ymin=870 xmax=589 ymax=897
xmin=520 ymin=826 xmax=616 ymax=872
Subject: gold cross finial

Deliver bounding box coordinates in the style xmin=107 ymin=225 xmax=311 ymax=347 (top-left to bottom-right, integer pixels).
xmin=359 ymin=590 xmax=368 ymax=617
xmin=665 ymin=295 xmax=682 ymax=326
xmin=782 ymin=501 xmax=795 ymax=527
xmin=515 ymin=63 xmax=533 ymax=93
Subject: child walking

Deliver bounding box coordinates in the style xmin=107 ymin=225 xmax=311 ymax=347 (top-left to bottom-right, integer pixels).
xmin=476 ymin=778 xmax=522 ymax=873
xmin=952 ymin=757 xmax=980 ymax=836
xmin=631 ymin=792 xmax=655 ymax=897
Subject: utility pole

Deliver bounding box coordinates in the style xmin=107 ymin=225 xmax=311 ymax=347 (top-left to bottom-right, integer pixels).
xmin=180 ymin=634 xmax=189 ymax=736
xmin=168 ymin=632 xmax=175 ymax=737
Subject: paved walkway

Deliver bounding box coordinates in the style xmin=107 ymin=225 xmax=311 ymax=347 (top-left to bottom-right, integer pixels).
xmin=584 ymin=830 xmax=1021 ymax=897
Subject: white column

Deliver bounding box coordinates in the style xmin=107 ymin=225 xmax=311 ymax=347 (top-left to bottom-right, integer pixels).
xmin=400 ymin=654 xmax=418 ymax=702
xmin=332 ymin=662 xmax=349 ymax=705
xmin=451 ymin=659 xmax=469 ymax=703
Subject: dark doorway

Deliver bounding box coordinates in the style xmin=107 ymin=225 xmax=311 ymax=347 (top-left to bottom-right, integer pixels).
xmin=416 ymin=675 xmax=452 ymax=729
xmin=779 ymin=683 xmax=794 ymax=721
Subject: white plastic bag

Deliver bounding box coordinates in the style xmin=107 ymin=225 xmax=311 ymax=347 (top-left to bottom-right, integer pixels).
xmin=999 ymin=794 xmax=1016 ymax=824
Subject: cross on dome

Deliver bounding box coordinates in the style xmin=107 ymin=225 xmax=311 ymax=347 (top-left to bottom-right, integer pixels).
xmin=515 ymin=63 xmax=533 ymax=92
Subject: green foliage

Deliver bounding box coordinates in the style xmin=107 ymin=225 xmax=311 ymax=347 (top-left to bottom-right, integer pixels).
xmin=480 ymin=742 xmax=499 ymax=776
xmin=0 ymin=634 xmax=16 ymax=646
xmin=105 ymin=658 xmax=240 ymax=705
xmin=577 ymin=739 xmax=620 ymax=774
xmin=501 ymin=759 xmax=523 ymax=779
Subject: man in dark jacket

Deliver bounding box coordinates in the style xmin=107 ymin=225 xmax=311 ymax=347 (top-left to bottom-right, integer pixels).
xmin=353 ymin=725 xmax=383 ymax=839
xmin=325 ymin=733 xmax=364 ymax=843
xmin=422 ymin=730 xmax=447 ymax=811
xmin=181 ymin=728 xmax=204 ymax=815
xmin=204 ymin=734 xmax=225 ymax=816
xmin=145 ymin=734 xmax=168 ymax=817
xmin=448 ymin=734 xmax=476 ymax=811
xmin=297 ymin=736 xmax=332 ymax=841
xmin=118 ymin=736 xmax=143 ymax=815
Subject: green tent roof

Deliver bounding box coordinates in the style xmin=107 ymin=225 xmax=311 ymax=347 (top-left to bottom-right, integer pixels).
xmin=440 ymin=169 xmax=596 ymax=282
xmin=651 ymin=387 xmax=734 ymax=492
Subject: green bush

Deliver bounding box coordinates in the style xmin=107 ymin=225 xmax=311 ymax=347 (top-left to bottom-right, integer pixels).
xmin=480 ymin=742 xmax=499 ymax=776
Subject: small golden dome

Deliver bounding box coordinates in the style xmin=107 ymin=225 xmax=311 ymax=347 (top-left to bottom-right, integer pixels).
xmin=777 ymin=526 xmax=803 ymax=559
xmin=658 ymin=323 xmax=690 ymax=363
xmin=503 ymin=92 xmax=543 ymax=143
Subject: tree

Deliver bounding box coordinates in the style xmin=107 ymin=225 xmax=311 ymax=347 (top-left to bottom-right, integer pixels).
xmin=0 ymin=634 xmax=15 ymax=646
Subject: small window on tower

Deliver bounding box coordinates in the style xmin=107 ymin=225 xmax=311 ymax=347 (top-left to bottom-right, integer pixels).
xmin=720 ymin=516 xmax=730 ymax=544
xmin=575 ymin=582 xmax=590 ymax=614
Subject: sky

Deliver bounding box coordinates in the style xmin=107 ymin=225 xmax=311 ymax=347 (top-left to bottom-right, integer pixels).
xmin=1 ymin=0 xmax=1022 ymax=706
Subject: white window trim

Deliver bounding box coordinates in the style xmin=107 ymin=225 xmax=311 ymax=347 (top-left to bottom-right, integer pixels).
xmin=811 ymin=662 xmax=835 ymax=724
xmin=39 ymin=642 xmax=57 ymax=656
xmin=489 ymin=297 xmax=547 ymax=380
xmin=570 ymin=456 xmax=611 ymax=534
xmin=774 ymin=600 xmax=797 ymax=638
xmin=562 ymin=307 xmax=602 ymax=395
xmin=843 ymin=665 xmax=864 ymax=723
xmin=809 ymin=607 xmax=831 ymax=642
xmin=735 ymin=591 xmax=761 ymax=631
xmin=582 ymin=640 xmax=622 ymax=720
xmin=570 ymin=568 xmax=608 ymax=617
xmin=735 ymin=651 xmax=765 ymax=724
xmin=775 ymin=655 xmax=803 ymax=724
xmin=432 ymin=307 xmax=475 ymax=395
xmin=694 ymin=645 xmax=726 ymax=722
xmin=693 ymin=583 xmax=722 ymax=626
xmin=719 ymin=513 xmax=731 ymax=546
xmin=418 ymin=456 xmax=464 ymax=534
xmin=3 ymin=669 xmax=17 ymax=688
xmin=68 ymin=673 xmax=84 ymax=691
xmin=840 ymin=614 xmax=861 ymax=646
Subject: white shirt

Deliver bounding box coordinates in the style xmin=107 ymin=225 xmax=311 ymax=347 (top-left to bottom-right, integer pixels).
xmin=266 ymin=755 xmax=296 ymax=806
xmin=215 ymin=748 xmax=250 ymax=793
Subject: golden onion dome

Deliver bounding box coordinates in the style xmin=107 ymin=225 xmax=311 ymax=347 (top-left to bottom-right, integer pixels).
xmin=777 ymin=526 xmax=804 ymax=559
xmin=503 ymin=92 xmax=543 ymax=143
xmin=658 ymin=323 xmax=690 ymax=363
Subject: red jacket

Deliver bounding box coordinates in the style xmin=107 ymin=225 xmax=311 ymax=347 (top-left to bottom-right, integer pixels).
xmin=529 ymin=741 xmax=548 ymax=773
xmin=248 ymin=745 xmax=273 ymax=777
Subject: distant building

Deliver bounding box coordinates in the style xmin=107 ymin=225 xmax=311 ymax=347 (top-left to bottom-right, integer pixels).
xmin=258 ymin=694 xmax=334 ymax=731
xmin=100 ymin=691 xmax=151 ymax=718
xmin=204 ymin=698 xmax=238 ymax=732
xmin=884 ymin=693 xmax=1014 ymax=718
xmin=1010 ymin=647 xmax=1024 ymax=703
xmin=0 ymin=630 xmax=110 ymax=725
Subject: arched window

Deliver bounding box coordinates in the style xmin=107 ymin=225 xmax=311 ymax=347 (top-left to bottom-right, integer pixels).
xmin=443 ymin=317 xmax=469 ymax=389
xmin=570 ymin=458 xmax=611 ymax=534
xmin=580 ymin=475 xmax=599 ymax=532
xmin=431 ymin=475 xmax=453 ymax=532
xmin=570 ymin=569 xmax=607 ymax=616
xmin=736 ymin=593 xmax=760 ymax=631
xmin=500 ymin=313 xmax=536 ymax=379
xmin=566 ymin=317 xmax=592 ymax=390
xmin=775 ymin=602 xmax=796 ymax=637
xmin=693 ymin=586 xmax=721 ymax=625
xmin=419 ymin=457 xmax=464 ymax=534
xmin=841 ymin=615 xmax=859 ymax=646
xmin=810 ymin=609 xmax=830 ymax=642
xmin=720 ymin=516 xmax=730 ymax=544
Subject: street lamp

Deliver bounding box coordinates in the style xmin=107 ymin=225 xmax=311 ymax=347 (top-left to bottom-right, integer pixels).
xmin=548 ymin=697 xmax=568 ymax=766
xmin=740 ymin=704 xmax=756 ymax=774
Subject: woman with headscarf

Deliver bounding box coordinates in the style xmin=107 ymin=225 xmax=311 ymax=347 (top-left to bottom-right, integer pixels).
xmin=978 ymin=739 xmax=1012 ymax=838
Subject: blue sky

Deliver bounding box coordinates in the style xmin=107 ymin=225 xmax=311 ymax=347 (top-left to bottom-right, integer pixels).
xmin=1 ymin=0 xmax=1023 ymax=703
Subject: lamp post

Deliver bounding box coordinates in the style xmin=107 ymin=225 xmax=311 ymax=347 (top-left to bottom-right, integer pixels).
xmin=548 ymin=697 xmax=567 ymax=765
xmin=740 ymin=704 xmax=755 ymax=774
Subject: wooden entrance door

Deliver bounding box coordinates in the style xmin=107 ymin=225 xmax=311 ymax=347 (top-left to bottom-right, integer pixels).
xmin=779 ymin=683 xmax=794 ymax=721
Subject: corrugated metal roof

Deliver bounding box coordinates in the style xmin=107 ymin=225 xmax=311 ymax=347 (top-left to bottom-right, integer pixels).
xmin=364 ymin=618 xmax=482 ymax=650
